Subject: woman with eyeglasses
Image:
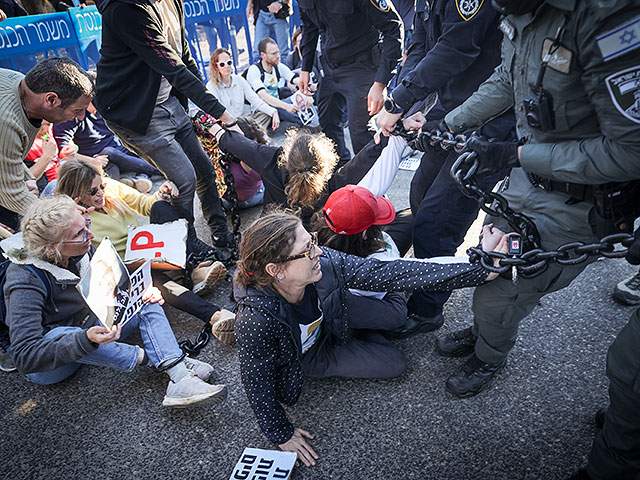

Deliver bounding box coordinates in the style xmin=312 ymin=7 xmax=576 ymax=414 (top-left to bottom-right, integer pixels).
xmin=1 ymin=195 xmax=227 ymax=407
xmin=206 ymin=48 xmax=280 ymax=131
xmin=234 ymin=210 xmax=510 ymax=467
xmin=55 ymin=158 xmax=235 ymax=346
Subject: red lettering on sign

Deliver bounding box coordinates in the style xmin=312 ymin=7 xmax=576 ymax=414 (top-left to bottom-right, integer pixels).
xmin=131 ymin=231 xmax=165 ymax=251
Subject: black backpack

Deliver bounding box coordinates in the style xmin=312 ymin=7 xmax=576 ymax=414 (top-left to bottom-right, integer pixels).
xmin=0 ymin=258 xmax=51 ymax=349
xmin=241 ymin=61 xmax=292 ymax=100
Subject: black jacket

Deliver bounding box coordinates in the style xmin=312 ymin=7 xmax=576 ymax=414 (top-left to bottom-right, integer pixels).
xmin=218 ymin=130 xmax=391 ymax=224
xmin=94 ymin=0 xmax=227 ymax=135
xmin=298 ymin=0 xmax=403 ymax=85
xmin=392 ymin=0 xmax=514 ymax=139
xmin=234 ymin=247 xmax=488 ymax=443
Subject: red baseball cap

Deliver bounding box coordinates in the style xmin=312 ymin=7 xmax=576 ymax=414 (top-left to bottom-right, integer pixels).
xmin=322 ymin=185 xmax=396 ymax=235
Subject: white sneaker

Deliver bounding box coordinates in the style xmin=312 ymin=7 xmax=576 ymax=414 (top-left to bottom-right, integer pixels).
xmin=613 ymin=270 xmax=640 ymax=305
xmin=162 ymin=372 xmax=227 ymax=408
xmin=183 ymin=356 xmax=214 ymax=382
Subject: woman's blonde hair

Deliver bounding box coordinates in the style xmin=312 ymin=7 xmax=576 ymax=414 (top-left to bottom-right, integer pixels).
xmin=208 ymin=48 xmax=232 ymax=87
xmin=280 ymin=129 xmax=338 ymax=208
xmin=20 ymin=195 xmax=81 ymax=265
xmin=235 ymin=208 xmax=301 ymax=289
xmin=55 ymin=158 xmax=130 ymax=218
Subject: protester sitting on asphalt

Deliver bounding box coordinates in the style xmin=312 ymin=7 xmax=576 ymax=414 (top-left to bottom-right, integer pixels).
xmin=1 ymin=195 xmax=227 ymax=407
xmin=206 ymin=48 xmax=280 ymax=132
xmin=54 ymin=159 xmax=235 ymax=346
xmin=233 ymin=209 xmax=510 ymax=466
xmin=53 ymin=102 xmax=162 ymax=194
xmin=245 ymin=37 xmax=312 ymax=126
xmin=311 ymin=185 xmax=408 ymax=333
xmin=208 ymin=118 xmax=415 ymax=227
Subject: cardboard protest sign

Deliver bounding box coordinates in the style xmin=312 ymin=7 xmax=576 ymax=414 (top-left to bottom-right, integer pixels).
xmin=125 ymin=219 xmax=188 ymax=270
xmin=78 ymin=238 xmax=152 ymax=329
xmin=229 ymin=448 xmax=296 ymax=480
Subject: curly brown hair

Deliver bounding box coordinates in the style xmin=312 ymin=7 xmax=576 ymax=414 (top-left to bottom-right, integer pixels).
xmin=235 ymin=209 xmax=301 ymax=289
xmin=280 ymin=129 xmax=338 ymax=208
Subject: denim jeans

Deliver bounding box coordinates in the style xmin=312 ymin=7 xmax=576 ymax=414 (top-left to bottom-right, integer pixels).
xmin=105 ymin=96 xmax=228 ymax=236
xmin=252 ymin=10 xmax=290 ymax=60
xmin=99 ymin=145 xmax=162 ymax=178
xmin=26 ymin=302 xmax=183 ymax=385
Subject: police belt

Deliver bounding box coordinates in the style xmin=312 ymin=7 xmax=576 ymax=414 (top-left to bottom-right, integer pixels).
xmin=327 ymin=49 xmax=373 ymax=69
xmin=528 ymin=173 xmax=594 ymax=204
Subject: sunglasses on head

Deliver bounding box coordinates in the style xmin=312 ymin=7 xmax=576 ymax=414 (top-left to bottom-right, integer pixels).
xmin=87 ymin=183 xmax=106 ymax=196
xmin=218 ymin=60 xmax=233 ymax=67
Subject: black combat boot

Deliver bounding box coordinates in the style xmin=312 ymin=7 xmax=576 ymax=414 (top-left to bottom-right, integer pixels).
xmin=436 ymin=327 xmax=477 ymax=357
xmin=445 ymin=354 xmax=506 ymax=398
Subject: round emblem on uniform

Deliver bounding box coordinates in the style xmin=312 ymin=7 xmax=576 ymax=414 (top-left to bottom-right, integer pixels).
xmin=457 ymin=0 xmax=484 ymax=21
xmin=370 ymin=0 xmax=390 ymax=12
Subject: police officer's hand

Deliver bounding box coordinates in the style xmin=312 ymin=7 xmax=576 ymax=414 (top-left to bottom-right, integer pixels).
xmin=368 ymin=82 xmax=385 ymax=116
xmin=402 ymin=112 xmax=426 ymax=131
xmin=467 ymin=135 xmax=520 ymax=178
xmin=626 ymin=227 xmax=640 ymax=265
xmin=377 ymin=110 xmax=402 ymax=137
xmin=299 ymin=71 xmax=311 ymax=96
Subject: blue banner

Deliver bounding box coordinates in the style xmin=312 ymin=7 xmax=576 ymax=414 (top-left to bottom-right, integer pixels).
xmin=68 ymin=6 xmax=102 ymax=51
xmin=0 ymin=12 xmax=78 ymax=56
xmin=183 ymin=0 xmax=242 ymax=23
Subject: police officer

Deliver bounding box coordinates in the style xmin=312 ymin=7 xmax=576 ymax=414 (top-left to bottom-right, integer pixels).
xmin=432 ymin=0 xmax=640 ymax=398
xmin=571 ymin=230 xmax=640 ymax=480
xmin=297 ymin=0 xmax=403 ymax=166
xmin=376 ymin=0 xmax=515 ymax=337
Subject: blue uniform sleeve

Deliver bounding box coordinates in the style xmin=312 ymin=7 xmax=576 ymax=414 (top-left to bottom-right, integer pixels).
xmin=392 ymin=0 xmax=500 ymax=110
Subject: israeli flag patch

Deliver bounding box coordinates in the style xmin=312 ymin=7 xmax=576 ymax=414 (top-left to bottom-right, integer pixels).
xmin=597 ymin=15 xmax=640 ymax=62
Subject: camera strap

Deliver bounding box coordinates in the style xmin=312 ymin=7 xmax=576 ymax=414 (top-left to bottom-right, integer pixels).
xmin=533 ymin=15 xmax=568 ymax=90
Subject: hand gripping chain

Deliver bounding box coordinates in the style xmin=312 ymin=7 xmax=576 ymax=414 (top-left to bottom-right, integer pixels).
xmin=395 ymin=125 xmax=635 ymax=278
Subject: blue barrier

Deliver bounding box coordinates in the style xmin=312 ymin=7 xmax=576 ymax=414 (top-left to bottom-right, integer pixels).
xmin=0 ymin=1 xmax=254 ymax=82
xmin=0 ymin=12 xmax=83 ymax=72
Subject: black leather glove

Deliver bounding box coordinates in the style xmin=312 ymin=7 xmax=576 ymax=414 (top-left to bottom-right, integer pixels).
xmin=467 ymin=135 xmax=521 ymax=178
xmin=409 ymin=119 xmax=450 ymax=152
xmin=626 ymin=226 xmax=640 ymax=265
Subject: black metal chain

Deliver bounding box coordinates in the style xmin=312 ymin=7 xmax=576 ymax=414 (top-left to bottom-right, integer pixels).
xmin=405 ymin=126 xmax=635 ymax=277
xmin=178 ymin=323 xmax=211 ymax=357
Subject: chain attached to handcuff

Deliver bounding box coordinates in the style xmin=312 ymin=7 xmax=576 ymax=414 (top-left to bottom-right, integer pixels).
xmin=394 ymin=124 xmax=635 ymax=278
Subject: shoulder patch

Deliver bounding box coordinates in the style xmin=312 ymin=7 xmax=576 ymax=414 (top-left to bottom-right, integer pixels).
xmin=605 ymin=65 xmax=640 ymax=124
xmin=456 ymin=0 xmax=485 ymax=21
xmin=596 ymin=14 xmax=640 ymax=62
xmin=370 ymin=0 xmax=390 ymax=12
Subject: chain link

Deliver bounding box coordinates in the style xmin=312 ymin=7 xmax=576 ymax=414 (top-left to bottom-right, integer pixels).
xmin=407 ymin=128 xmax=635 ymax=277
xmin=178 ymin=323 xmax=211 ymax=357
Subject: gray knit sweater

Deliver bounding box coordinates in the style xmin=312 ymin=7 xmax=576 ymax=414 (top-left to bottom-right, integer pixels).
xmin=0 ymin=69 xmax=38 ymax=215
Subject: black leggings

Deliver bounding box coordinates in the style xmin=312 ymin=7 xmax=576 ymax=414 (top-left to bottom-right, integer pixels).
xmin=148 ymin=201 xmax=220 ymax=322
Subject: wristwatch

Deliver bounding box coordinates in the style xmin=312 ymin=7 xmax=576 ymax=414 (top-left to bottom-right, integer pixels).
xmin=383 ymin=96 xmax=404 ymax=114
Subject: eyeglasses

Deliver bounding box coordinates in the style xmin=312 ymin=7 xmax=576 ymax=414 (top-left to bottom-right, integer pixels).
xmin=276 ymin=232 xmax=319 ymax=263
xmin=265 ymin=51 xmax=280 ymax=56
xmin=87 ymin=183 xmax=106 ymax=196
xmin=63 ymin=219 xmax=91 ymax=244
xmin=218 ymin=60 xmax=233 ymax=67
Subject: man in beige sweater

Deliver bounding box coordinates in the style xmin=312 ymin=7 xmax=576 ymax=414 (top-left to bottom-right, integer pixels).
xmin=0 ymin=57 xmax=93 ymax=231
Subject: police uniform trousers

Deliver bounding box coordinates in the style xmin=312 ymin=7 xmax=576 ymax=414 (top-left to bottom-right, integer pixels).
xmin=586 ymin=307 xmax=640 ymax=480
xmin=316 ymin=54 xmax=376 ymax=165
xmin=470 ymin=167 xmax=599 ymax=365
xmin=407 ymin=138 xmax=507 ymax=318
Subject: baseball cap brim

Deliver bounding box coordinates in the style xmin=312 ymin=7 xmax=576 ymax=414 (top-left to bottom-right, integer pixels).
xmin=371 ymin=195 xmax=396 ymax=226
